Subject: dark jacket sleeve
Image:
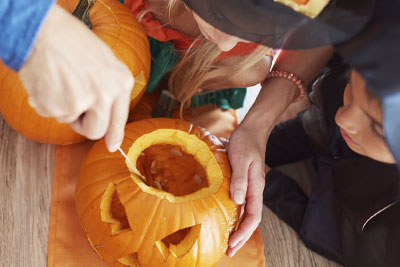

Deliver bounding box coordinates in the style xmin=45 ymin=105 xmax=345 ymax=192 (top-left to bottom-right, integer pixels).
xmin=266 ymin=113 xmax=315 ymax=167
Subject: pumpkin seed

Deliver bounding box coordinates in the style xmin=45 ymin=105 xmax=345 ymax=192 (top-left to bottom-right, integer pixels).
xmin=154 ymin=175 xmax=162 ymax=182
xmin=153 ymin=181 xmax=163 ymax=190
xmin=170 ymin=148 xmax=183 ymax=156
xmin=150 ymin=161 xmax=157 ymax=174
xmin=194 ymin=174 xmax=203 ymax=185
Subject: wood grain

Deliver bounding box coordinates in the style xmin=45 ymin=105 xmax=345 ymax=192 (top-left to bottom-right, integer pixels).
xmin=259 ymin=161 xmax=341 ymax=267
xmin=261 ymin=206 xmax=341 ymax=267
xmin=0 ymin=115 xmax=55 ymax=267
xmin=0 ymin=114 xmax=341 ymax=267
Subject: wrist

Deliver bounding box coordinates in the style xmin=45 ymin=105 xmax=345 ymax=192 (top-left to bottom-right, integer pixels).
xmin=239 ymin=110 xmax=273 ymax=146
xmin=266 ymin=70 xmax=306 ymax=103
xmin=253 ymin=77 xmax=297 ymax=120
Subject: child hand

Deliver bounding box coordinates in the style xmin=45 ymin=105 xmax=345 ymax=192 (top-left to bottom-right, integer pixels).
xmin=226 ymin=122 xmax=269 ymax=257
xmin=19 ymin=5 xmax=134 ymax=152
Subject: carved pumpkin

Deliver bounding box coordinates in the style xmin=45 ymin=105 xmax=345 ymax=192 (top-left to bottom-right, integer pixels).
xmin=0 ymin=0 xmax=150 ymax=145
xmin=75 ymin=118 xmax=240 ymax=267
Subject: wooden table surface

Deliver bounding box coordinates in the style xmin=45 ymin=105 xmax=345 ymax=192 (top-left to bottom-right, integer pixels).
xmin=0 ymin=114 xmax=341 ymax=267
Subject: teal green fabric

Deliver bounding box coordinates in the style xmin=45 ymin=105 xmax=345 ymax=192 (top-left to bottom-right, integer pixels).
xmin=146 ymin=37 xmax=180 ymax=92
xmin=190 ymin=88 xmax=246 ymax=109
xmin=147 ymin=37 xmax=247 ymax=109
xmin=118 ymin=0 xmax=124 ymax=4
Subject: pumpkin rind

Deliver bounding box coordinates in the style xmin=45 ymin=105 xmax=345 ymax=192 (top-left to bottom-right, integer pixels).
xmin=0 ymin=0 xmax=150 ymax=144
xmin=75 ymin=118 xmax=240 ymax=267
xmin=128 ymin=90 xmax=192 ymax=123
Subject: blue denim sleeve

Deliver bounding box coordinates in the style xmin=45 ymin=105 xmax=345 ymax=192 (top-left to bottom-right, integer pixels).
xmin=0 ymin=0 xmax=56 ymax=71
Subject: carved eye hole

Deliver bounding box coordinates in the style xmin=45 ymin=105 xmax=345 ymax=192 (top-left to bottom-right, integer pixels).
xmin=117 ymin=253 xmax=141 ymax=267
xmin=100 ymin=182 xmax=132 ymax=234
xmin=155 ymin=225 xmax=202 ymax=260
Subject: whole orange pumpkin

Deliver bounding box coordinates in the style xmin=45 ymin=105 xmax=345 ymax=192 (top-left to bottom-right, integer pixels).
xmin=75 ymin=118 xmax=240 ymax=267
xmin=0 ymin=0 xmax=150 ymax=145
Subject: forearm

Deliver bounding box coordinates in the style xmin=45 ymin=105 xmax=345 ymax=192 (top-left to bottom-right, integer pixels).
xmin=241 ymin=45 xmax=334 ymax=137
xmin=273 ymin=45 xmax=334 ymax=84
xmin=0 ymin=0 xmax=55 ymax=70
xmin=203 ymin=55 xmax=272 ymax=90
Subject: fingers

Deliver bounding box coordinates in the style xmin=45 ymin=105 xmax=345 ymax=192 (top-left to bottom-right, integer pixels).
xmin=69 ymin=102 xmax=111 ymax=141
xmin=17 ymin=4 xmax=135 ymax=144
xmin=104 ymin=91 xmax=131 ymax=152
xmin=56 ymin=114 xmax=83 ymax=124
xmin=27 ymin=96 xmax=66 ymax=118
xmin=227 ymin=195 xmax=263 ymax=257
xmin=27 ymin=83 xmax=95 ymax=122
xmin=227 ymin=160 xmax=265 ymax=257
xmin=226 ymin=228 xmax=253 ymax=257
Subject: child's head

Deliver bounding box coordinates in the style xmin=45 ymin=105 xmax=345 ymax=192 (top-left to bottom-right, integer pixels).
xmin=152 ymin=0 xmax=271 ymax=109
xmin=335 ymin=69 xmax=396 ymax=164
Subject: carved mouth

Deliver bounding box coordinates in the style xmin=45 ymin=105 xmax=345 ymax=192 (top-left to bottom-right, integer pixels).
xmin=118 ymin=253 xmax=141 ymax=267
xmin=155 ymin=225 xmax=202 ymax=260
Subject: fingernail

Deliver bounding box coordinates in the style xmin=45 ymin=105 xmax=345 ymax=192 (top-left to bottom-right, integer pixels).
xmin=228 ymin=250 xmax=236 ymax=258
xmin=233 ymin=190 xmax=245 ymax=204
xmin=109 ymin=142 xmax=122 ymax=152
xmin=230 ymin=239 xmax=239 ymax=248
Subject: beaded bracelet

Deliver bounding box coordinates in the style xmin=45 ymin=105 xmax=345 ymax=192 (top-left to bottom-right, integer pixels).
xmin=267 ymin=70 xmax=306 ymax=103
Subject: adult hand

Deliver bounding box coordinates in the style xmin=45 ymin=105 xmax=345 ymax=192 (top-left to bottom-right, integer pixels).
xmin=226 ymin=119 xmax=269 ymax=257
xmin=19 ymin=4 xmax=134 ymax=152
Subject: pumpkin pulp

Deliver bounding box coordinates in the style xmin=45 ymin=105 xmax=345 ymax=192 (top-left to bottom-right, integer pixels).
xmin=126 ymin=128 xmax=224 ymax=203
xmin=136 ymin=144 xmax=208 ymax=196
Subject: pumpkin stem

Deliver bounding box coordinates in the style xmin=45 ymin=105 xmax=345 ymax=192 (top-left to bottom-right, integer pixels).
xmin=72 ymin=0 xmax=96 ymax=29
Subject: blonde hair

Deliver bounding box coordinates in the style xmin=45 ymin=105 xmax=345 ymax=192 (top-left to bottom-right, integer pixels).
xmin=140 ymin=0 xmax=271 ymax=113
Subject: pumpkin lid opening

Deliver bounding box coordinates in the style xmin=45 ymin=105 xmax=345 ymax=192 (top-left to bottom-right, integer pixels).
xmin=126 ymin=129 xmax=224 ymax=203
xmin=136 ymin=144 xmax=209 ymax=196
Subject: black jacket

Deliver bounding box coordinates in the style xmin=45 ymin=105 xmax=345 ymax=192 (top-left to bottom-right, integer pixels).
xmin=263 ymin=63 xmax=400 ymax=267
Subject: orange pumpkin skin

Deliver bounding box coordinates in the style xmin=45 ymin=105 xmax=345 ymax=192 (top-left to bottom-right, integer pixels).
xmin=128 ymin=90 xmax=239 ymax=140
xmin=0 ymin=0 xmax=150 ymax=145
xmin=128 ymin=90 xmax=192 ymax=123
xmin=75 ymin=118 xmax=240 ymax=267
xmin=0 ymin=67 xmax=87 ymax=145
